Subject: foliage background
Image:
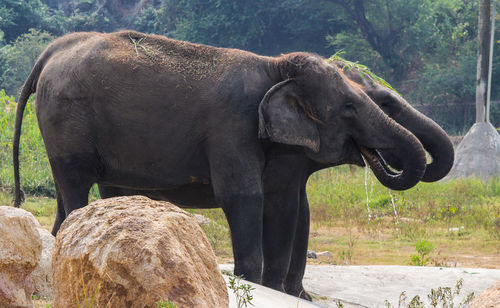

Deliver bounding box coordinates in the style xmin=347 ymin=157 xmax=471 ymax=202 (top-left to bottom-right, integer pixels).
xmin=0 ymin=0 xmax=497 ymax=133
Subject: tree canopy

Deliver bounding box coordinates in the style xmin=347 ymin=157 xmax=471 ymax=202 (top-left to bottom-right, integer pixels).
xmin=0 ymin=0 xmax=497 ymax=133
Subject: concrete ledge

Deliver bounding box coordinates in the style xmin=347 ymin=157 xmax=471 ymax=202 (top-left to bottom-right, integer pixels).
xmin=220 ymin=264 xmax=500 ymax=308
xmin=303 ymin=265 xmax=500 ymax=307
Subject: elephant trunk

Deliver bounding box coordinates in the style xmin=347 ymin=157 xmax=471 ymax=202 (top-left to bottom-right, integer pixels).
xmin=391 ymin=102 xmax=455 ymax=182
xmin=358 ymin=108 xmax=427 ymax=191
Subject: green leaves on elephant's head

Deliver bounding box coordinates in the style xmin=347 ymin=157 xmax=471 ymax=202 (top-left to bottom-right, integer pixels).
xmin=326 ymin=52 xmax=398 ymax=94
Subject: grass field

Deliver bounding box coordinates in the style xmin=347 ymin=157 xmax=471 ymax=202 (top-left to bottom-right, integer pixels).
xmin=1 ymin=91 xmax=499 ymax=269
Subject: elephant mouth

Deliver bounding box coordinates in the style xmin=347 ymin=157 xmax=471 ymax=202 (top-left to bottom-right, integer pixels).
xmin=358 ymin=146 xmax=400 ymax=177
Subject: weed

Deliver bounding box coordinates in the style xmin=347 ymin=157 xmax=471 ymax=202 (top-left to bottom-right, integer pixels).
xmin=427 ymin=279 xmax=474 ymax=308
xmin=385 ymin=279 xmax=474 ymax=308
xmin=201 ymin=220 xmax=230 ymax=255
xmin=156 ymin=299 xmax=178 ymax=308
xmin=76 ymin=276 xmax=102 ymax=308
xmin=429 ymin=250 xmax=454 ymax=267
xmin=486 ymin=210 xmax=500 ymax=240
xmin=227 ymin=273 xmax=255 ymax=308
xmin=409 ymin=240 xmax=434 ymax=266
xmin=221 ymin=269 xmax=233 ymax=276
xmin=338 ymin=234 xmax=357 ymax=264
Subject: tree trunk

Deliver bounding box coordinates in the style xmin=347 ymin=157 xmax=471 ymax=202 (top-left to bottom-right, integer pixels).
xmin=476 ymin=0 xmax=491 ymax=123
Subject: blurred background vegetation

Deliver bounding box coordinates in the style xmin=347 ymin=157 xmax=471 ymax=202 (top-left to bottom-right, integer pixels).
xmin=0 ymin=0 xmax=498 ymax=133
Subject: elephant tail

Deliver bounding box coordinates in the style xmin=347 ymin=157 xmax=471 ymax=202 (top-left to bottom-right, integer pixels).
xmin=13 ymin=54 xmax=45 ymax=207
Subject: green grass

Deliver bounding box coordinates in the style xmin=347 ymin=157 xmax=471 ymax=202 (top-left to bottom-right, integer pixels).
xmin=0 ymin=91 xmax=55 ymax=196
xmin=1 ymin=90 xmax=499 ymax=267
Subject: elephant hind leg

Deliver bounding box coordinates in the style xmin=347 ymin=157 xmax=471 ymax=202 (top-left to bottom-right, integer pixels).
xmin=51 ymin=181 xmax=65 ymax=236
xmin=49 ymin=153 xmax=100 ymax=234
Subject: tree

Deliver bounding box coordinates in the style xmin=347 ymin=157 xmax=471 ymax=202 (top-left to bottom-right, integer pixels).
xmin=325 ymin=0 xmax=428 ymax=78
xmin=0 ymin=0 xmax=63 ymax=42
xmin=0 ymin=29 xmax=54 ymax=95
xmin=159 ymin=0 xmax=343 ymax=56
xmin=446 ymin=0 xmax=500 ymax=180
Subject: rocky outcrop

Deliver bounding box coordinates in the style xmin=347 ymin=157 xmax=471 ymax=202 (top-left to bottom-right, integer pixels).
xmin=52 ymin=196 xmax=228 ymax=308
xmin=0 ymin=206 xmax=42 ymax=308
xmin=31 ymin=227 xmax=55 ymax=299
xmin=471 ymin=280 xmax=500 ymax=308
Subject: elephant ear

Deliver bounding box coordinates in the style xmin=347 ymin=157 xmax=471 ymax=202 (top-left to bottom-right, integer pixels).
xmin=258 ymin=79 xmax=320 ymax=152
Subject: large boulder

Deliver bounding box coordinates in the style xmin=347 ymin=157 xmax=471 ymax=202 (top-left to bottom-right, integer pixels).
xmin=52 ymin=196 xmax=228 ymax=308
xmin=0 ymin=206 xmax=42 ymax=308
xmin=470 ymin=280 xmax=500 ymax=308
xmin=31 ymin=227 xmax=55 ymax=299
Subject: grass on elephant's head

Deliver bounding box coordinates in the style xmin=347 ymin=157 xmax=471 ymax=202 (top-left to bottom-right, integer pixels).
xmin=326 ymin=52 xmax=397 ymax=92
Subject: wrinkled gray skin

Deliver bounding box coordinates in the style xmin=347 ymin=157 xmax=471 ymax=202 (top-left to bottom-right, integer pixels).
xmin=13 ymin=31 xmax=453 ymax=300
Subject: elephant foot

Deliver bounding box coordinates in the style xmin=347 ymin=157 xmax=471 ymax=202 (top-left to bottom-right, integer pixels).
xmin=298 ymin=289 xmax=313 ymax=301
xmin=286 ymin=286 xmax=313 ymax=301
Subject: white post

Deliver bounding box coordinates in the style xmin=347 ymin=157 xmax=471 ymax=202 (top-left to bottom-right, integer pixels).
xmin=487 ymin=0 xmax=497 ymax=122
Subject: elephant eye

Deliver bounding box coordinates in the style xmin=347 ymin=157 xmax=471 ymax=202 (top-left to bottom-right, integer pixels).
xmin=341 ymin=101 xmax=356 ymax=117
xmin=344 ymin=101 xmax=356 ymax=110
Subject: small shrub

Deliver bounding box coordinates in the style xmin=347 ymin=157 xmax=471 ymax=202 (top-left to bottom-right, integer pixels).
xmin=338 ymin=234 xmax=357 ymax=264
xmin=227 ymin=273 xmax=255 ymax=308
xmin=486 ymin=213 xmax=500 ymax=240
xmin=201 ymin=220 xmax=230 ymax=255
xmin=409 ymin=240 xmax=434 ymax=266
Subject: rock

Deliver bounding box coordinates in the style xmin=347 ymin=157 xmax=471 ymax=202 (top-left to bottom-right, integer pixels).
xmin=470 ymin=280 xmax=500 ymax=308
xmin=317 ymin=251 xmax=333 ymax=260
xmin=307 ymin=250 xmax=317 ymax=259
xmin=448 ymin=226 xmax=465 ymax=232
xmin=52 ymin=196 xmax=228 ymax=308
xmin=0 ymin=206 xmax=42 ymax=308
xmin=31 ymin=227 xmax=55 ymax=299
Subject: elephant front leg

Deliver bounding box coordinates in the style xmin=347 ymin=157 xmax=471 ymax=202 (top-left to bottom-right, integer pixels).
xmin=262 ymin=188 xmax=300 ymax=292
xmin=221 ymin=192 xmax=264 ymax=283
xmin=284 ymin=186 xmax=312 ymax=301
xmin=209 ymin=148 xmax=266 ymax=283
xmin=261 ymin=152 xmax=310 ymax=293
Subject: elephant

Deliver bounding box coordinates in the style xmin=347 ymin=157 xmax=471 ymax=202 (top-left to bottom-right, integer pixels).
xmin=13 ymin=30 xmax=454 ymax=300
xmin=330 ymin=59 xmax=454 ymax=183
xmin=91 ymin=57 xmax=456 ymax=300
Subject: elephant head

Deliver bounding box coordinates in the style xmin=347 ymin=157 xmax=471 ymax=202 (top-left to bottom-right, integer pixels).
xmin=259 ymin=53 xmax=428 ymax=190
xmin=332 ymin=59 xmax=454 ymax=182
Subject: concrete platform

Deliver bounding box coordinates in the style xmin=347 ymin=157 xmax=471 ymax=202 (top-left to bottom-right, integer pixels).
xmin=221 ymin=264 xmax=500 ymax=308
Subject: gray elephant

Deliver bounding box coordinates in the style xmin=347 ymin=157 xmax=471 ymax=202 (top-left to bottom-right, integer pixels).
xmin=13 ymin=31 xmax=454 ymax=299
